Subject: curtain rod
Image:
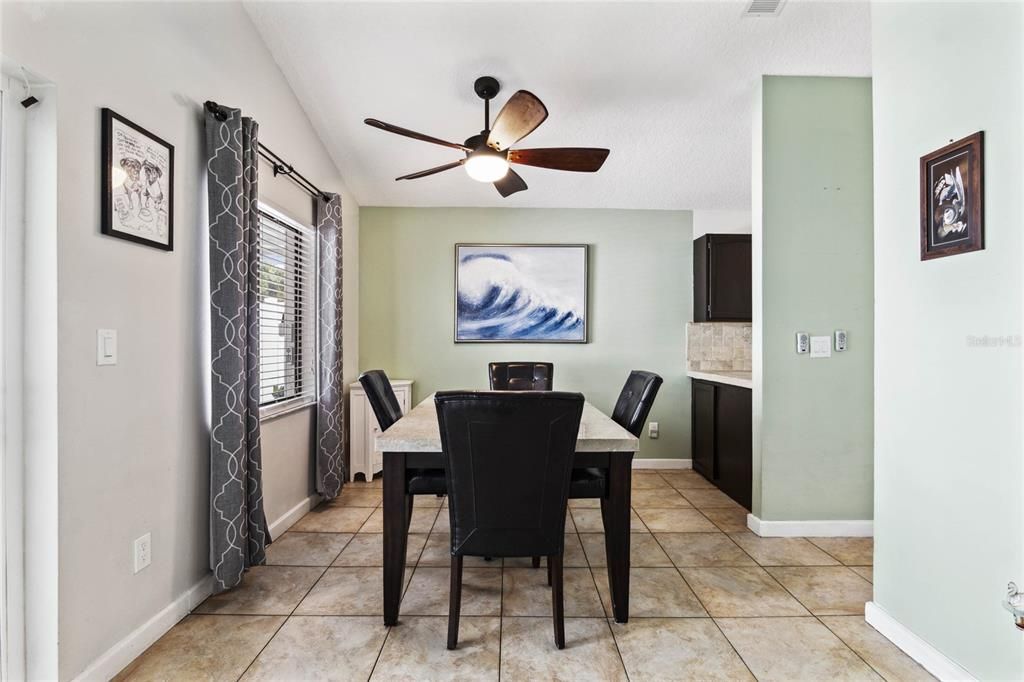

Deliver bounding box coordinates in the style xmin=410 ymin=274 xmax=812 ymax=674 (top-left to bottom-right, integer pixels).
xmin=204 ymin=101 xmax=332 ymax=203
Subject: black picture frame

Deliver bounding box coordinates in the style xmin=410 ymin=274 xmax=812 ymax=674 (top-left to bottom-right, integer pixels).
xmin=101 ymin=108 xmax=174 ymax=251
xmin=920 ymin=131 xmax=983 ymax=261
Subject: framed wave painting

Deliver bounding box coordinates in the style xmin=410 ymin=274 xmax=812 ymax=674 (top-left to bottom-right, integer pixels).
xmin=455 ymin=244 xmax=588 ymax=343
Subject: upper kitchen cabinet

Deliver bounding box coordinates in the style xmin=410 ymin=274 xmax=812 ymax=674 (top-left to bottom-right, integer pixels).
xmin=693 ymin=234 xmax=751 ymax=322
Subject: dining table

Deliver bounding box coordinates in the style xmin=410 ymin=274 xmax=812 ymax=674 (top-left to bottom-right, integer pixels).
xmin=376 ymin=393 xmax=640 ymax=627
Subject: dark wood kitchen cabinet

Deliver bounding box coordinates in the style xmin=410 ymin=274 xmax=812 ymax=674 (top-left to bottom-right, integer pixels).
xmin=691 ymin=379 xmax=752 ymax=510
xmin=693 ymin=234 xmax=751 ymax=322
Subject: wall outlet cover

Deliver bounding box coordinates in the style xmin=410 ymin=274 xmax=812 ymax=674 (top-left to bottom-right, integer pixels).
xmin=648 ymin=422 xmax=659 ymax=439
xmin=133 ymin=533 xmax=152 ymax=574
xmin=810 ymin=335 xmax=832 ymax=358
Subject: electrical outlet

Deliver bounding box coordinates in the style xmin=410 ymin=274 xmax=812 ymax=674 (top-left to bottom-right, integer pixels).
xmin=648 ymin=422 xmax=659 ymax=439
xmin=134 ymin=533 xmax=151 ymax=574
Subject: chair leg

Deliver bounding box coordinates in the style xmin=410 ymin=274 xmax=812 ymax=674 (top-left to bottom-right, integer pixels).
xmin=550 ymin=554 xmax=565 ymax=649
xmin=532 ymin=556 xmax=541 ymax=568
xmin=547 ymin=558 xmax=552 ymax=586
xmin=447 ymin=555 xmax=464 ymax=650
xmin=406 ymin=494 xmax=415 ymax=532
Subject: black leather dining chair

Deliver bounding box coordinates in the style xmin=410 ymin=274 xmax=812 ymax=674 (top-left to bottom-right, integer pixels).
xmin=358 ymin=370 xmax=446 ymax=502
xmin=488 ymin=362 xmax=554 ymax=391
xmin=568 ymin=370 xmax=664 ymax=500
xmin=435 ymin=390 xmax=584 ymax=650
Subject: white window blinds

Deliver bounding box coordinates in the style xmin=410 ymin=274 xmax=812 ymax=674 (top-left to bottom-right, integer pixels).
xmin=257 ymin=206 xmax=316 ymax=409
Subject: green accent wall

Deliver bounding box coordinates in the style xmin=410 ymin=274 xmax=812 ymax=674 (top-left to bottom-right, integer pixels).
xmin=753 ymin=76 xmax=874 ymax=520
xmin=359 ymin=207 xmax=692 ymax=460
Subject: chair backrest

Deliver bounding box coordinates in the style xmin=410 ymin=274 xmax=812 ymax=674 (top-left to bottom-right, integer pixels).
xmin=488 ymin=362 xmax=554 ymax=391
xmin=358 ymin=369 xmax=403 ymax=432
xmin=435 ymin=391 xmax=584 ymax=558
xmin=611 ymin=370 xmax=664 ymax=437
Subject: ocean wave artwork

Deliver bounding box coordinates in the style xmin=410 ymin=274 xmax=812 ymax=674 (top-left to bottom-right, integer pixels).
xmin=456 ymin=244 xmax=588 ymax=343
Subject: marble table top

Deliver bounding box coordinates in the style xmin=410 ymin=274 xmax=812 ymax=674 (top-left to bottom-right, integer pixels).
xmin=376 ymin=394 xmax=640 ymax=453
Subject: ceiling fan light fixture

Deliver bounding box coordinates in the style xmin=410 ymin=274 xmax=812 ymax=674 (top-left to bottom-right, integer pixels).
xmin=464 ymin=150 xmax=509 ymax=183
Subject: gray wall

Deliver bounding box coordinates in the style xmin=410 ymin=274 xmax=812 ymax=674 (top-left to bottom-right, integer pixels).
xmin=753 ymin=76 xmax=874 ymax=521
xmin=359 ymin=207 xmax=692 ymax=460
xmin=872 ymin=3 xmax=1023 ymax=678
xmin=2 ymin=3 xmax=359 ymax=678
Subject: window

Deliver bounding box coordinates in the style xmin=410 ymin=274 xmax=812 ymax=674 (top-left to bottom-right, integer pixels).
xmin=257 ymin=204 xmax=316 ymax=414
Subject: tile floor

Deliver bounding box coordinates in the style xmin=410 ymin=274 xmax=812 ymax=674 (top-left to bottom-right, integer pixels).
xmin=116 ymin=470 xmax=933 ymax=681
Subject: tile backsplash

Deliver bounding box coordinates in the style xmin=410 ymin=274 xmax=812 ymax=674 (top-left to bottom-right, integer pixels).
xmin=686 ymin=322 xmax=752 ymax=372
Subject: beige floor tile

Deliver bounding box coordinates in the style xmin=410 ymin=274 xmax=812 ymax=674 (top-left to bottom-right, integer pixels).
xmin=500 ymin=617 xmax=628 ymax=680
xmin=327 ymin=490 xmax=383 ymax=508
xmin=502 ymin=567 xmax=605 ymax=617
xmin=401 ymin=567 xmax=502 ymax=616
xmin=571 ymin=507 xmax=647 ymax=532
xmin=195 ymin=566 xmax=324 ymax=616
xmin=580 ymin=533 xmax=672 ymax=567
xmin=569 ymin=497 xmax=600 ymax=509
xmin=348 ymin=476 xmax=383 ymax=488
xmin=292 ymin=505 xmax=375 ymax=533
xmin=851 ymin=566 xmax=873 ymax=583
xmin=717 ymin=617 xmax=882 ymax=681
xmin=631 ymin=488 xmax=693 ymax=508
xmin=432 ymin=510 xmax=450 ymax=533
xmin=417 ymin=532 xmax=502 ymax=567
xmin=681 ymin=567 xmax=809 ymax=617
xmin=372 ymin=616 xmax=501 ymax=681
xmin=265 ymin=532 xmax=352 ymax=567
xmin=766 ymin=567 xmax=873 ymax=615
xmin=661 ymin=470 xmax=716 ymax=490
xmin=808 ymin=537 xmax=874 ymax=566
xmin=656 ymin=533 xmax=756 ymax=567
xmin=700 ymin=507 xmax=750 ymax=533
xmin=504 ymin=534 xmax=587 ymax=568
xmin=241 ymin=616 xmax=387 ymax=681
xmin=593 ymin=567 xmax=706 ymax=617
xmin=611 ymin=617 xmax=754 ymax=681
xmin=729 ymin=533 xmax=840 ymax=566
xmin=679 ymin=488 xmax=744 ymax=509
xmin=332 ymin=532 xmax=427 ymax=567
xmin=360 ymin=506 xmax=439 ymax=534
xmin=636 ymin=508 xmax=719 ymax=533
xmin=294 ymin=566 xmax=410 ymax=616
xmin=820 ymin=616 xmax=936 ymax=681
xmin=631 ymin=472 xmax=672 ymax=489
xmin=412 ymin=493 xmax=445 ymax=508
xmin=114 ymin=614 xmax=283 ymax=681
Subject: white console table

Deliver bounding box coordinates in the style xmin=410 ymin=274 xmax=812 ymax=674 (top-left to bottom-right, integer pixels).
xmin=349 ymin=379 xmax=413 ymax=482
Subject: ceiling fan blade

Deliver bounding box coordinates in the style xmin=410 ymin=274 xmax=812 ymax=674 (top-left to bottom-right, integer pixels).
xmin=365 ymin=118 xmax=470 ymax=152
xmin=395 ymin=160 xmax=464 ymax=181
xmin=494 ymin=169 xmax=528 ymax=198
xmin=486 ymin=91 xmax=548 ymax=151
xmin=510 ymin=148 xmax=610 ymax=173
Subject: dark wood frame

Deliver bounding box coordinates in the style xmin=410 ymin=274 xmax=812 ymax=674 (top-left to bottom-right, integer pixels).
xmin=101 ymin=108 xmax=175 ymax=251
xmin=920 ymin=131 xmax=983 ymax=261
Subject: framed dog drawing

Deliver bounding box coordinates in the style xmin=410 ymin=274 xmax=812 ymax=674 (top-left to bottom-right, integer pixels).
xmin=920 ymin=131 xmax=983 ymax=261
xmin=101 ymin=109 xmax=174 ymax=251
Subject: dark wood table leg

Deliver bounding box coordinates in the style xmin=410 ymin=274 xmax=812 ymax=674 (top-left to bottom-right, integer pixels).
xmin=603 ymin=452 xmax=633 ymax=623
xmin=383 ymin=452 xmax=409 ymax=626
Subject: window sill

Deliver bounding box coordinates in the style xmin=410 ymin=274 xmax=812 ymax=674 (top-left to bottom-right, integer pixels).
xmin=260 ymin=397 xmax=316 ymax=422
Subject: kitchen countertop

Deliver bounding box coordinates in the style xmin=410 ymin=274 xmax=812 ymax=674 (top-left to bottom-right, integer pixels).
xmin=686 ymin=370 xmax=752 ymax=389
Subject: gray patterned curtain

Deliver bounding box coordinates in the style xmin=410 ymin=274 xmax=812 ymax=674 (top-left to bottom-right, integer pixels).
xmin=315 ymin=194 xmax=345 ymax=499
xmin=205 ymin=104 xmax=269 ymax=592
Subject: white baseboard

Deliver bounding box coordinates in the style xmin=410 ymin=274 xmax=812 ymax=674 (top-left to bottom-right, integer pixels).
xmin=865 ymin=602 xmax=975 ymax=681
xmin=268 ymin=493 xmax=322 ymax=538
xmin=746 ymin=513 xmax=873 ymax=537
xmin=73 ymin=575 xmax=213 ymax=681
xmin=75 ymin=493 xmax=320 ymax=681
xmin=633 ymin=458 xmax=692 ymax=470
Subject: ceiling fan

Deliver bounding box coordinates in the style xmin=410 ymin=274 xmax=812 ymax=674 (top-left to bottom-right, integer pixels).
xmin=364 ymin=76 xmax=610 ymax=197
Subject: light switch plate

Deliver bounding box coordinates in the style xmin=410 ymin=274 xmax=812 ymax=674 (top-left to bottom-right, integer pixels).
xmin=810 ymin=335 xmax=832 ymax=358
xmin=97 ymin=329 xmax=117 ymax=366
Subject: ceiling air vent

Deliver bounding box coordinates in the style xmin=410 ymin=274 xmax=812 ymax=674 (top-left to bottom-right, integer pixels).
xmin=745 ymin=0 xmax=785 ymax=17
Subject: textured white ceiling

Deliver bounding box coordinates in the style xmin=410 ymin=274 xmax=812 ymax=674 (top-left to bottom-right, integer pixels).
xmin=245 ymin=1 xmax=870 ymax=210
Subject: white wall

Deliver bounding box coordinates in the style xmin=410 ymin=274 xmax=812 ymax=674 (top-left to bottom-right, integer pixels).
xmin=692 ymin=209 xmax=751 ymax=239
xmin=1 ymin=3 xmax=359 ymax=678
xmin=872 ymin=3 xmax=1023 ymax=679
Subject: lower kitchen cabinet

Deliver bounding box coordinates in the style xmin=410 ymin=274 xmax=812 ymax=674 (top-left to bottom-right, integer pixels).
xmin=691 ymin=379 xmax=752 ymax=509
